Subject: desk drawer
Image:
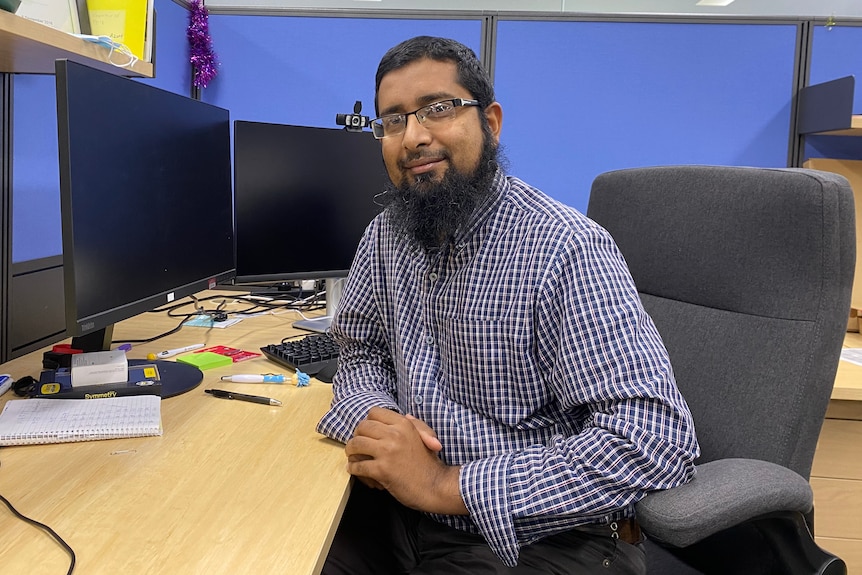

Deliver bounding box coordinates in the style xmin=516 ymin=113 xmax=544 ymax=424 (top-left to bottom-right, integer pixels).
xmin=812 ymin=477 xmax=862 ymax=539
xmin=812 ymin=419 xmax=862 ymax=480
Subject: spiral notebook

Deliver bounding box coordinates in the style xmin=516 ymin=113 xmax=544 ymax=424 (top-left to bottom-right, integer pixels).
xmin=0 ymin=395 xmax=162 ymax=446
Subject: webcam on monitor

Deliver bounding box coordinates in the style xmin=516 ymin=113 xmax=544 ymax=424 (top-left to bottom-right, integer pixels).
xmin=335 ymin=100 xmax=370 ymax=132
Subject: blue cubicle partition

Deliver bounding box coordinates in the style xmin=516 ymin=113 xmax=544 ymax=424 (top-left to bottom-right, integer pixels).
xmin=810 ymin=23 xmax=862 ymax=110
xmin=805 ymin=23 xmax=862 ymax=160
xmin=201 ymin=15 xmax=484 ymax=128
xmin=494 ymin=19 xmax=800 ymax=212
xmin=11 ymin=0 xmax=194 ymax=265
xmin=12 ymin=78 xmax=61 ymax=263
xmin=11 ymin=14 xmax=806 ymax=262
xmin=201 ymin=15 xmax=800 ymax=215
xmin=4 ymin=10 xmax=831 ymax=358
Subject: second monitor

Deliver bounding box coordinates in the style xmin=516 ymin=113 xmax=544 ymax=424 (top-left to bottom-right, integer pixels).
xmin=232 ymin=121 xmax=387 ymax=331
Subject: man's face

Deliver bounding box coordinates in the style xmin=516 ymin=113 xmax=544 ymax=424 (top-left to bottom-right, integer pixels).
xmin=373 ymin=58 xmax=504 ymax=250
xmin=376 ymin=58 xmax=501 ymax=190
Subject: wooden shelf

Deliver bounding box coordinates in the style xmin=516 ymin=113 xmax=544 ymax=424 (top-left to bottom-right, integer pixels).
xmin=0 ymin=9 xmax=152 ymax=77
xmin=809 ymin=115 xmax=862 ymax=137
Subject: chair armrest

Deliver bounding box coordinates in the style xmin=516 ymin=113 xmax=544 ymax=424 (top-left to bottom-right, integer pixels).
xmin=635 ymin=458 xmax=813 ymax=547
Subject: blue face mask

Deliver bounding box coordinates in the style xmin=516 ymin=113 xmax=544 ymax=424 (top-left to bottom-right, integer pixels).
xmin=73 ymin=34 xmax=139 ymax=68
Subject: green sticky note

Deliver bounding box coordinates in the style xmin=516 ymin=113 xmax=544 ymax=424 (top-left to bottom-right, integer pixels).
xmin=176 ymin=351 xmax=232 ymax=370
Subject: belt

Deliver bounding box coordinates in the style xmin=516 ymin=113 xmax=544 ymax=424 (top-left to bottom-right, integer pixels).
xmin=573 ymin=518 xmax=643 ymax=545
xmin=612 ymin=518 xmax=643 ymax=545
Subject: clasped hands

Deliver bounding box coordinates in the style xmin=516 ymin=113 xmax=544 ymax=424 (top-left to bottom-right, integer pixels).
xmin=345 ymin=407 xmax=467 ymax=516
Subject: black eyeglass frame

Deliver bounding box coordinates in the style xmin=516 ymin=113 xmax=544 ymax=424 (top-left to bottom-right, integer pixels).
xmin=370 ymin=98 xmax=480 ymax=140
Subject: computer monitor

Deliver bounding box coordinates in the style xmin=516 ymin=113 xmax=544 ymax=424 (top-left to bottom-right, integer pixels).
xmin=232 ymin=121 xmax=386 ymax=332
xmin=55 ymin=59 xmax=235 ymax=396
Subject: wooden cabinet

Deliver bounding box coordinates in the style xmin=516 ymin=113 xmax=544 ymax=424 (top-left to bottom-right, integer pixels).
xmin=0 ymin=9 xmax=152 ymax=77
xmin=798 ymin=77 xmax=862 ymax=573
xmin=812 ymin=399 xmax=862 ymax=574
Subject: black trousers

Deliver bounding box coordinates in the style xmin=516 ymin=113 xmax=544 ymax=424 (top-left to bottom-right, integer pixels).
xmin=322 ymin=482 xmax=646 ymax=575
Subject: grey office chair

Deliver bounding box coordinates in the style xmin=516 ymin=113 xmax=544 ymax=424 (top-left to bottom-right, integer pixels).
xmin=587 ymin=165 xmax=855 ymax=575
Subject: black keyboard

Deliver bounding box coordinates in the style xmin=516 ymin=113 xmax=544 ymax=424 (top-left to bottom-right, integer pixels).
xmin=260 ymin=332 xmax=339 ymax=380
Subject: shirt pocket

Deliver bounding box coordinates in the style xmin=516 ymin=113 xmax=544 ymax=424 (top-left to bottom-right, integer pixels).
xmin=438 ymin=315 xmax=548 ymax=425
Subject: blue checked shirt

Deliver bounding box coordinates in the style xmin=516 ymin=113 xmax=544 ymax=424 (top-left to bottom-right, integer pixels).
xmin=317 ymin=170 xmax=699 ymax=567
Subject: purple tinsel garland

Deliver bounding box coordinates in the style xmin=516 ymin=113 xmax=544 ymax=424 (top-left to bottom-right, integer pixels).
xmin=187 ymin=0 xmax=218 ymax=89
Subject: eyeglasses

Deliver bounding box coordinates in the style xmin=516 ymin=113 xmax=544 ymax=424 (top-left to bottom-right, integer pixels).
xmin=371 ymin=98 xmax=480 ymax=140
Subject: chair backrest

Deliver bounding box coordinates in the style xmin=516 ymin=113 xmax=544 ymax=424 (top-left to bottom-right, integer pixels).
xmin=587 ymin=165 xmax=855 ymax=480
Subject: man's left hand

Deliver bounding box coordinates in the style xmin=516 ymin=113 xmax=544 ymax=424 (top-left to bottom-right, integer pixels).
xmin=345 ymin=407 xmax=467 ymax=515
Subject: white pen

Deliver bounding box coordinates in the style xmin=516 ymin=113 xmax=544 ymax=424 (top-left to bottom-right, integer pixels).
xmin=147 ymin=343 xmax=205 ymax=360
xmin=220 ymin=374 xmax=286 ymax=383
xmin=0 ymin=374 xmax=12 ymax=397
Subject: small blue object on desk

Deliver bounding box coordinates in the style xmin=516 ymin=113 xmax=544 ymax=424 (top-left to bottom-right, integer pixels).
xmin=295 ymin=370 xmax=310 ymax=387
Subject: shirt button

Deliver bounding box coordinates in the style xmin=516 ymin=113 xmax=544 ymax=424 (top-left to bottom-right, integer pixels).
xmin=429 ymin=272 xmax=438 ymax=282
xmin=425 ymin=335 xmax=434 ymax=345
xmin=414 ymin=395 xmax=424 ymax=405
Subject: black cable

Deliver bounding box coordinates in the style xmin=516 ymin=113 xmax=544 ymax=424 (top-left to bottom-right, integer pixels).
xmin=150 ymin=292 xmax=325 ymax=316
xmin=111 ymin=315 xmax=190 ymax=345
xmin=0 ymin=492 xmax=76 ymax=574
xmin=152 ymin=294 xmax=298 ymax=318
xmin=114 ymin=291 xmax=326 ymax=346
xmin=216 ymin=293 xmax=322 ymax=312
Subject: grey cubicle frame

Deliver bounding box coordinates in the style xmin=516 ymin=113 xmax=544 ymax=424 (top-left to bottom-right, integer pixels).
xmin=1 ymin=73 xmax=9 ymax=363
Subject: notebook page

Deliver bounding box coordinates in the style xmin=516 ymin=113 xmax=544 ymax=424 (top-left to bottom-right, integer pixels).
xmin=0 ymin=395 xmax=162 ymax=446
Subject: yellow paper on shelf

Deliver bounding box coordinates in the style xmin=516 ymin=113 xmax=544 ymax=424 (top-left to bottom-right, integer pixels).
xmin=86 ymin=0 xmax=148 ymax=60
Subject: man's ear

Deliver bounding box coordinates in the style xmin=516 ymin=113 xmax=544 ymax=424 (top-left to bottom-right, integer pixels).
xmin=484 ymin=102 xmax=503 ymax=142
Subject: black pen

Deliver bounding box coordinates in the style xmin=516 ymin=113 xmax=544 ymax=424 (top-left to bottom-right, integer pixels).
xmin=205 ymin=388 xmax=282 ymax=406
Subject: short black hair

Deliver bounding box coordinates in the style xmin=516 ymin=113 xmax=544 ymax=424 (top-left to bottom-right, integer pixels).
xmin=374 ymin=36 xmax=495 ymax=116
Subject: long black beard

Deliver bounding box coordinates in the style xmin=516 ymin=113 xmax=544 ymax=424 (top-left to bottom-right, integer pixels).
xmin=381 ymin=137 xmax=499 ymax=251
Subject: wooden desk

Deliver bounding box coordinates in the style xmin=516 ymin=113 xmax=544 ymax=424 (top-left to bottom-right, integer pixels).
xmin=834 ymin=332 xmax=862 ymax=401
xmin=0 ymin=292 xmax=349 ymax=574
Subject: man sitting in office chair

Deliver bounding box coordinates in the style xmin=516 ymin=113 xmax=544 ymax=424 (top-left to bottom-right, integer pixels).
xmin=316 ymin=35 xmax=699 ymax=574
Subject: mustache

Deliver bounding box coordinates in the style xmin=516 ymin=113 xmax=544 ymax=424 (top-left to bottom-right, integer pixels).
xmin=398 ymin=150 xmax=448 ymax=170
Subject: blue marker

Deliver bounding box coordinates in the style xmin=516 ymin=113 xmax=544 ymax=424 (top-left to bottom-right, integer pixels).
xmin=0 ymin=374 xmax=13 ymax=397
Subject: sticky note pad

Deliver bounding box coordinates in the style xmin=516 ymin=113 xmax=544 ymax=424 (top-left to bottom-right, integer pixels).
xmin=176 ymin=351 xmax=232 ymax=370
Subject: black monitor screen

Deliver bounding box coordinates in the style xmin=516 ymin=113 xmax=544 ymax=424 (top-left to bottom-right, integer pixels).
xmin=56 ymin=60 xmax=235 ymax=343
xmin=233 ymin=121 xmax=386 ymax=284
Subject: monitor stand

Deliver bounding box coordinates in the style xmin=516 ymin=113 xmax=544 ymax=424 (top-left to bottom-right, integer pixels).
xmin=292 ymin=316 xmax=332 ymax=333
xmin=71 ymin=326 xmax=204 ymax=399
xmin=292 ymin=278 xmax=342 ymax=334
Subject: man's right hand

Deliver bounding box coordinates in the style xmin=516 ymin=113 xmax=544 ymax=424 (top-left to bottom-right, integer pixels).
xmin=405 ymin=413 xmax=442 ymax=452
xmin=347 ymin=411 xmax=442 ymax=490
